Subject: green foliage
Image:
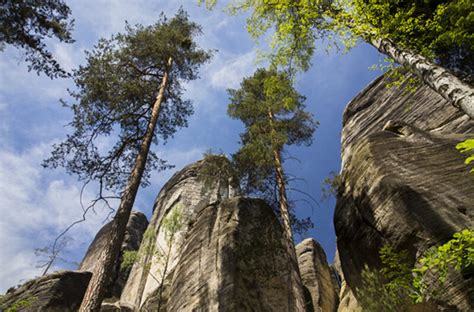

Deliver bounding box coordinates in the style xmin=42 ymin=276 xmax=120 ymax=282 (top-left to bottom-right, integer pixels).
xmin=0 ymin=0 xmax=74 ymax=78
xmin=120 ymin=205 xmax=185 ymax=279
xmin=227 ymin=68 xmax=317 ymax=235
xmin=0 ymin=296 xmax=37 ymax=312
xmin=369 ymin=59 xmax=421 ymax=94
xmin=120 ymin=250 xmax=138 ymax=273
xmin=43 ymin=10 xmax=212 ymax=192
xmin=201 ymin=0 xmax=332 ymax=72
xmin=350 ymin=0 xmax=473 ymax=81
xmin=198 ymin=152 xmax=237 ymax=196
xmin=321 ymin=171 xmax=342 ymax=201
xmin=358 ymin=229 xmax=474 ymax=310
xmin=201 ymin=0 xmax=472 ymax=81
xmin=228 ymin=68 xmax=316 ymax=192
xmin=456 ymin=139 xmax=474 ymax=173
xmin=162 ymin=204 xmax=185 ymax=242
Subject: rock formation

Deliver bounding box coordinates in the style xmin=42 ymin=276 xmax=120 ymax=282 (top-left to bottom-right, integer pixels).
xmin=296 ymin=238 xmax=339 ymax=312
xmin=0 ymin=271 xmax=91 ymax=312
xmin=119 ymin=159 xmax=309 ymax=311
xmin=335 ymin=73 xmax=474 ymax=311
xmin=3 ymin=72 xmax=472 ymax=312
xmin=79 ymin=211 xmax=149 ymax=300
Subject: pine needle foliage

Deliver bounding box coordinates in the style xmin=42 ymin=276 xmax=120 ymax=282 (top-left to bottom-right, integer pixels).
xmin=43 ymin=10 xmax=212 ymax=192
xmin=0 ymin=0 xmax=74 ymax=78
xmin=227 ymin=68 xmax=317 ymax=231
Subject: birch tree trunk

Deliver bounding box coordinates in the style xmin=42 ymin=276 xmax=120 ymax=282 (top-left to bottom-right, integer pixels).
xmin=370 ymin=38 xmax=474 ymax=119
xmin=79 ymin=56 xmax=173 ymax=312
xmin=268 ymin=111 xmax=306 ymax=312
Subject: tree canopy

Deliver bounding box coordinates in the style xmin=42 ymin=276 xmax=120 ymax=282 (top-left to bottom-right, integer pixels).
xmin=228 ymin=68 xmax=317 ymax=231
xmin=44 ymin=9 xmax=212 ymax=193
xmin=0 ymin=0 xmax=74 ymax=78
xmin=347 ymin=0 xmax=473 ymax=81
xmin=228 ymin=68 xmax=316 ymax=193
xmin=201 ymin=0 xmax=472 ymax=80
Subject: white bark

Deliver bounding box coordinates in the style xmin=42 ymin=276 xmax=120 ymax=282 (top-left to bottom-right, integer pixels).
xmin=371 ymin=38 xmax=474 ymax=119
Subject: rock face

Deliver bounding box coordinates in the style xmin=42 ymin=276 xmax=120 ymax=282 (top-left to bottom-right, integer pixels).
xmin=79 ymin=211 xmax=148 ymax=299
xmin=0 ymin=271 xmax=91 ymax=312
xmin=296 ymin=238 xmax=339 ymax=312
xmin=333 ymin=251 xmax=361 ymax=312
xmin=120 ymin=159 xmax=240 ymax=310
xmin=335 ymin=73 xmax=474 ymax=310
xmin=166 ymin=197 xmax=295 ymax=311
xmin=119 ymin=158 xmax=311 ymax=311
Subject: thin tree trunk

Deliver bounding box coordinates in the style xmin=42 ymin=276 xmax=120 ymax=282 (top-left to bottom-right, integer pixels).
xmin=134 ymin=230 xmax=157 ymax=309
xmin=156 ymin=233 xmax=174 ymax=312
xmin=370 ymin=37 xmax=474 ymax=119
xmin=268 ymin=111 xmax=306 ymax=312
xmin=79 ymin=56 xmax=173 ymax=312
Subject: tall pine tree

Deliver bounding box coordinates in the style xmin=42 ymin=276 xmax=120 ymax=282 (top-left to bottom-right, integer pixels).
xmin=44 ymin=10 xmax=212 ymax=311
xmin=228 ymin=68 xmax=317 ymax=311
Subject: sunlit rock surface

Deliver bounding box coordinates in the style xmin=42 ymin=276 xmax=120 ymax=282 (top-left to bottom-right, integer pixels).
xmin=296 ymin=238 xmax=339 ymax=312
xmin=335 ymin=73 xmax=474 ymax=311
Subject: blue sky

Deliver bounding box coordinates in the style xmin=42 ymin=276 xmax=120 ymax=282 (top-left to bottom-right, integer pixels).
xmin=0 ymin=0 xmax=384 ymax=292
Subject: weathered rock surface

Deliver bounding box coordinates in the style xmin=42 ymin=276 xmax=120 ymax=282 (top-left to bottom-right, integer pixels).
xmin=120 ymin=159 xmax=241 ymax=310
xmin=296 ymin=238 xmax=339 ymax=312
xmin=0 ymin=271 xmax=91 ymax=311
xmin=335 ymin=73 xmax=474 ymax=310
xmin=79 ymin=211 xmax=148 ymax=300
xmin=166 ymin=197 xmax=294 ymax=311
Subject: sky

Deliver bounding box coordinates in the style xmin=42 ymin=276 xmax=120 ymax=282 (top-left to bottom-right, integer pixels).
xmin=0 ymin=0 xmax=384 ymax=293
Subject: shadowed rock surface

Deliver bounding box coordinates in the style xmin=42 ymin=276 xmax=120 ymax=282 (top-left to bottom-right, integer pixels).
xmin=333 ymin=251 xmax=361 ymax=312
xmin=79 ymin=211 xmax=148 ymax=300
xmin=335 ymin=73 xmax=474 ymax=311
xmin=0 ymin=271 xmax=91 ymax=312
xmin=296 ymin=238 xmax=339 ymax=312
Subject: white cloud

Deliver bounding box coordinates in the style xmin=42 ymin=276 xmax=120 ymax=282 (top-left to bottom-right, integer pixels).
xmin=208 ymin=50 xmax=257 ymax=89
xmin=0 ymin=0 xmax=254 ymax=294
xmin=0 ymin=144 xmax=116 ymax=293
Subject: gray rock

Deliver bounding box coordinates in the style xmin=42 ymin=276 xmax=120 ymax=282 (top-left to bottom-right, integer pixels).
xmin=296 ymin=238 xmax=339 ymax=312
xmin=333 ymin=251 xmax=361 ymax=312
xmin=79 ymin=210 xmax=148 ymax=300
xmin=166 ymin=197 xmax=294 ymax=312
xmin=335 ymin=73 xmax=474 ymax=311
xmin=120 ymin=158 xmax=241 ymax=310
xmin=120 ymin=158 xmax=306 ymax=311
xmin=0 ymin=271 xmax=91 ymax=312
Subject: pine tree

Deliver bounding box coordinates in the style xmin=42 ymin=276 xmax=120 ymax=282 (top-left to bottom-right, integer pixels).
xmin=43 ymin=10 xmax=212 ymax=311
xmin=201 ymin=0 xmax=474 ymax=119
xmin=228 ymin=68 xmax=317 ymax=311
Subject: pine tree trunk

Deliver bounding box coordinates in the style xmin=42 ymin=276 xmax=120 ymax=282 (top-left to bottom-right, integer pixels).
xmin=267 ymin=111 xmax=306 ymax=312
xmin=370 ymin=38 xmax=474 ymax=119
xmin=272 ymin=148 xmax=307 ymax=312
xmin=79 ymin=57 xmax=173 ymax=312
